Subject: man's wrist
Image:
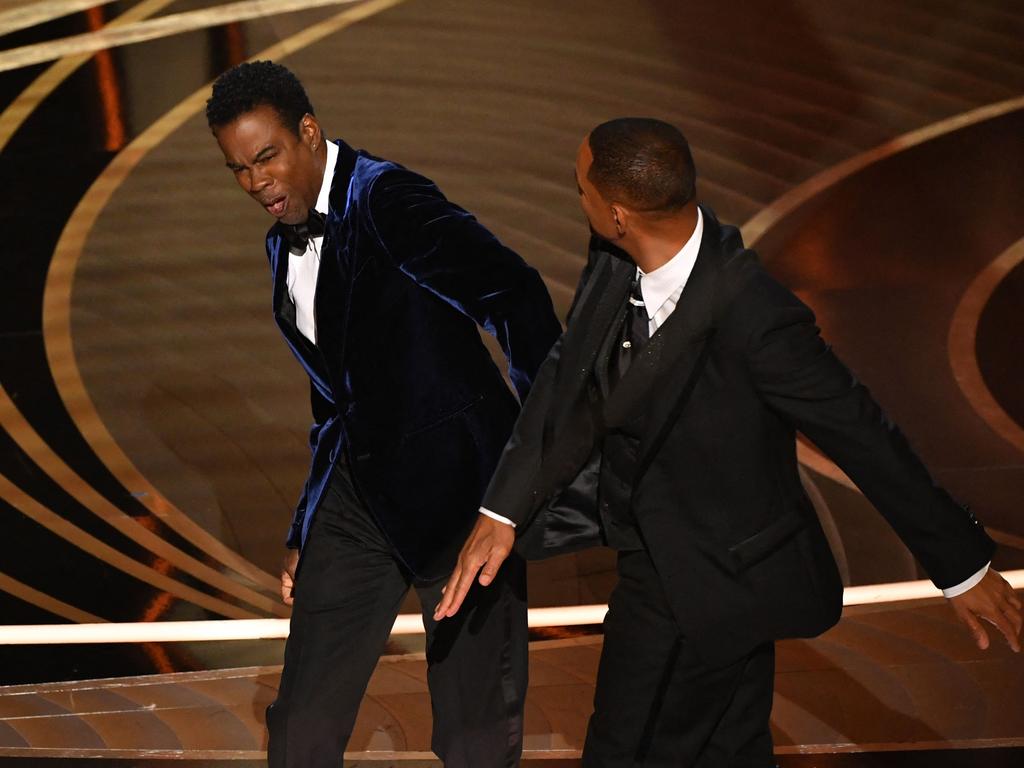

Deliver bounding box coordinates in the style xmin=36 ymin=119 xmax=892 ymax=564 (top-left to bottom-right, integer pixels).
xmin=943 ymin=562 xmax=990 ymax=598
xmin=479 ymin=507 xmax=516 ymax=528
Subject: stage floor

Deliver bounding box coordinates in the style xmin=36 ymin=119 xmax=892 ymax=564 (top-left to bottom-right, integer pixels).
xmin=3 ymin=600 xmax=1024 ymax=758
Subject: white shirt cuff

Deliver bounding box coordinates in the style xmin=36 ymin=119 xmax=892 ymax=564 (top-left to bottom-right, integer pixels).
xmin=942 ymin=562 xmax=990 ymax=598
xmin=479 ymin=507 xmax=516 ymax=528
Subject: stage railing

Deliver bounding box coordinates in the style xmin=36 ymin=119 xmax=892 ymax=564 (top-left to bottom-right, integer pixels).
xmin=1 ymin=571 xmax=1022 ymax=645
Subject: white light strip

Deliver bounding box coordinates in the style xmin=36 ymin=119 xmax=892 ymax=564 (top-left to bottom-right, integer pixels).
xmin=1 ymin=571 xmax=1021 ymax=645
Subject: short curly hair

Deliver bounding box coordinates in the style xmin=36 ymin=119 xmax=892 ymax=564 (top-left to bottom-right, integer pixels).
xmin=588 ymin=118 xmax=696 ymax=214
xmin=206 ymin=60 xmax=314 ymax=134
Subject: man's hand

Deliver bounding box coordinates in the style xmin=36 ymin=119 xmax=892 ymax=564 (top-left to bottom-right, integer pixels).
xmin=949 ymin=569 xmax=1022 ymax=652
xmin=433 ymin=514 xmax=515 ymax=620
xmin=281 ymin=549 xmax=299 ymax=606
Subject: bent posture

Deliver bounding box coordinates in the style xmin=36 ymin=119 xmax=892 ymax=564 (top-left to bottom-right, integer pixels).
xmin=208 ymin=61 xmax=560 ymax=767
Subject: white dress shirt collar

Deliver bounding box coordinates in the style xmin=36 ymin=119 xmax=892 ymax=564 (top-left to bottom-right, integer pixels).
xmin=314 ymin=140 xmax=339 ymax=216
xmin=638 ymin=207 xmax=703 ymax=319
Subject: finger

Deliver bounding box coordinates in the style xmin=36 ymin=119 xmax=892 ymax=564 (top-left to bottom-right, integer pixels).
xmin=1002 ymin=594 xmax=1024 ymax=631
xmin=959 ymin=608 xmax=990 ymax=650
xmin=443 ymin=560 xmax=482 ymax=619
xmin=992 ymin=599 xmax=1022 ymax=651
xmin=478 ymin=547 xmax=509 ymax=587
xmin=1005 ymin=608 xmax=1024 ymax=647
xmin=1005 ymin=588 xmax=1022 ymax=611
xmin=433 ymin=568 xmax=462 ymax=620
xmin=987 ymin=610 xmax=1021 ymax=653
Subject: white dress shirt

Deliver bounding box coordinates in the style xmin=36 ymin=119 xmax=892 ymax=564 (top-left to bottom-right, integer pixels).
xmin=287 ymin=140 xmax=338 ymax=344
xmin=476 ymin=210 xmax=984 ymax=598
xmin=638 ymin=207 xmax=703 ymax=336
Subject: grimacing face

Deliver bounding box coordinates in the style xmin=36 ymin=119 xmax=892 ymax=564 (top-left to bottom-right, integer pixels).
xmin=574 ymin=136 xmax=618 ymax=241
xmin=214 ymin=104 xmax=323 ymax=226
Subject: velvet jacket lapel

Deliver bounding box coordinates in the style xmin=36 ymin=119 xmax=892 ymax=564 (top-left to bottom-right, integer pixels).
xmin=268 ymin=140 xmax=359 ymax=402
xmin=310 ymin=140 xmax=358 ymax=399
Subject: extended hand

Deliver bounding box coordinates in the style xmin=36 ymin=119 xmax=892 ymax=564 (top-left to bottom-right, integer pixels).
xmin=949 ymin=568 xmax=1022 ymax=652
xmin=433 ymin=514 xmax=515 ymax=620
xmin=280 ymin=549 xmax=299 ymax=606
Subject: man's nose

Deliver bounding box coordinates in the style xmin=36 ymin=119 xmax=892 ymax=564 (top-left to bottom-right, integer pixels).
xmin=248 ymin=167 xmax=272 ymax=194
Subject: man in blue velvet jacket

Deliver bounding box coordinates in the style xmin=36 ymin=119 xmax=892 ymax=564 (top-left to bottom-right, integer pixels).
xmin=207 ymin=61 xmax=560 ymax=767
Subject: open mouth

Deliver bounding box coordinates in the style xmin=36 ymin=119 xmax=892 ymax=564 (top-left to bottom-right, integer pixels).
xmin=264 ymin=195 xmax=287 ymax=217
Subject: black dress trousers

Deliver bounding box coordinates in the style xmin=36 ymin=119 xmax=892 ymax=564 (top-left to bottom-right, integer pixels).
xmin=267 ymin=460 xmax=528 ymax=768
xmin=583 ymin=549 xmax=775 ymax=768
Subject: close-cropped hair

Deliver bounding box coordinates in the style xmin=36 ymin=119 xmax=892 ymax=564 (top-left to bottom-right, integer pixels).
xmin=205 ymin=60 xmax=314 ymax=134
xmin=588 ymin=118 xmax=697 ymax=214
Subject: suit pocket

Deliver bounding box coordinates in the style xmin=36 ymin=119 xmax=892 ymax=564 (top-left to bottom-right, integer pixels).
xmin=727 ymin=507 xmax=807 ymax=573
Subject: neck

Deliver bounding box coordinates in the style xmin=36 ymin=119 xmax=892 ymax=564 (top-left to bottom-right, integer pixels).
xmin=625 ymin=203 xmax=698 ymax=273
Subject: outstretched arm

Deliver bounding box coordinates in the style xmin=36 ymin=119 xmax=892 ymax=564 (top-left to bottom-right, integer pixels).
xmin=435 ymin=243 xmax=605 ymax=620
xmin=740 ymin=268 xmax=1019 ymax=651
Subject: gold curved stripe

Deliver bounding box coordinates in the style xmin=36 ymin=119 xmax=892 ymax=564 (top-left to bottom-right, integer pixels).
xmin=0 ymin=0 xmax=176 ymax=155
xmin=0 ymin=1 xmax=115 ymax=37
xmin=948 ymin=237 xmax=1024 ymax=455
xmin=0 ymin=389 xmax=286 ymax=616
xmin=0 ymin=472 xmax=257 ymax=619
xmin=0 ymin=1 xmax=116 ymax=37
xmin=989 ymin=528 xmax=1024 ymax=552
xmin=0 ymin=0 xmax=284 ymax=607
xmin=0 ymin=571 xmax=104 ymax=623
xmin=741 ymin=96 xmax=1024 ymax=249
xmin=799 ymin=442 xmax=1024 ymax=552
xmin=40 ymin=0 xmax=410 ymax=599
xmin=0 ymin=0 xmax=369 ymax=72
xmin=796 ymin=441 xmax=857 ymax=491
xmin=742 ymin=98 xmax=1024 ymax=531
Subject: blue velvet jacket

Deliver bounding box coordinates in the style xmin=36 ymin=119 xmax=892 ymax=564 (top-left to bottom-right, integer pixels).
xmin=265 ymin=140 xmax=561 ymax=578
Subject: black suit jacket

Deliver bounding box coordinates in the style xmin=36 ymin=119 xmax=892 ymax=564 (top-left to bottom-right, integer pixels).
xmin=483 ymin=206 xmax=994 ymax=665
xmin=266 ymin=140 xmax=561 ymax=579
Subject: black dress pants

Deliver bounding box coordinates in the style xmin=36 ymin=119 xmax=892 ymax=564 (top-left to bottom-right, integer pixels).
xmin=583 ymin=549 xmax=775 ymax=768
xmin=267 ymin=462 xmax=528 ymax=768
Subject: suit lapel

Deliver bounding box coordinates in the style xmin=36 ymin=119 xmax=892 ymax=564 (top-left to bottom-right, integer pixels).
xmin=269 ymin=231 xmax=332 ymax=392
xmin=267 ymin=140 xmax=359 ymax=398
xmin=553 ymin=249 xmax=633 ymax=402
xmin=630 ymin=215 xmax=721 ymax=480
xmin=311 ymin=140 xmax=359 ymax=386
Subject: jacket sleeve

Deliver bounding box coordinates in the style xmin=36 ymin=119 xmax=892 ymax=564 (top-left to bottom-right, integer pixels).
xmin=480 ymin=244 xmax=603 ymax=526
xmin=738 ymin=268 xmax=994 ymax=589
xmin=368 ymin=167 xmax=562 ymax=401
xmin=285 ymin=382 xmax=336 ymax=549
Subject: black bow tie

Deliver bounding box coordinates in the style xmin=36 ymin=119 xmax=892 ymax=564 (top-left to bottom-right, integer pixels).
xmin=282 ymin=209 xmax=326 ymax=253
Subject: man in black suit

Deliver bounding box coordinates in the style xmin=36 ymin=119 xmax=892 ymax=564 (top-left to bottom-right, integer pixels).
xmin=436 ymin=118 xmax=1022 ymax=766
xmin=207 ymin=61 xmax=560 ymax=767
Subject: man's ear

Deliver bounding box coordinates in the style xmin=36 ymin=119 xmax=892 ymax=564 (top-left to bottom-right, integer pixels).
xmin=611 ymin=203 xmax=627 ymax=237
xmin=300 ymin=113 xmax=321 ymax=150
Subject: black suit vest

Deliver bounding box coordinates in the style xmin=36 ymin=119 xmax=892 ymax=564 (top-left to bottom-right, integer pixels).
xmin=596 ymin=294 xmax=645 ymax=551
